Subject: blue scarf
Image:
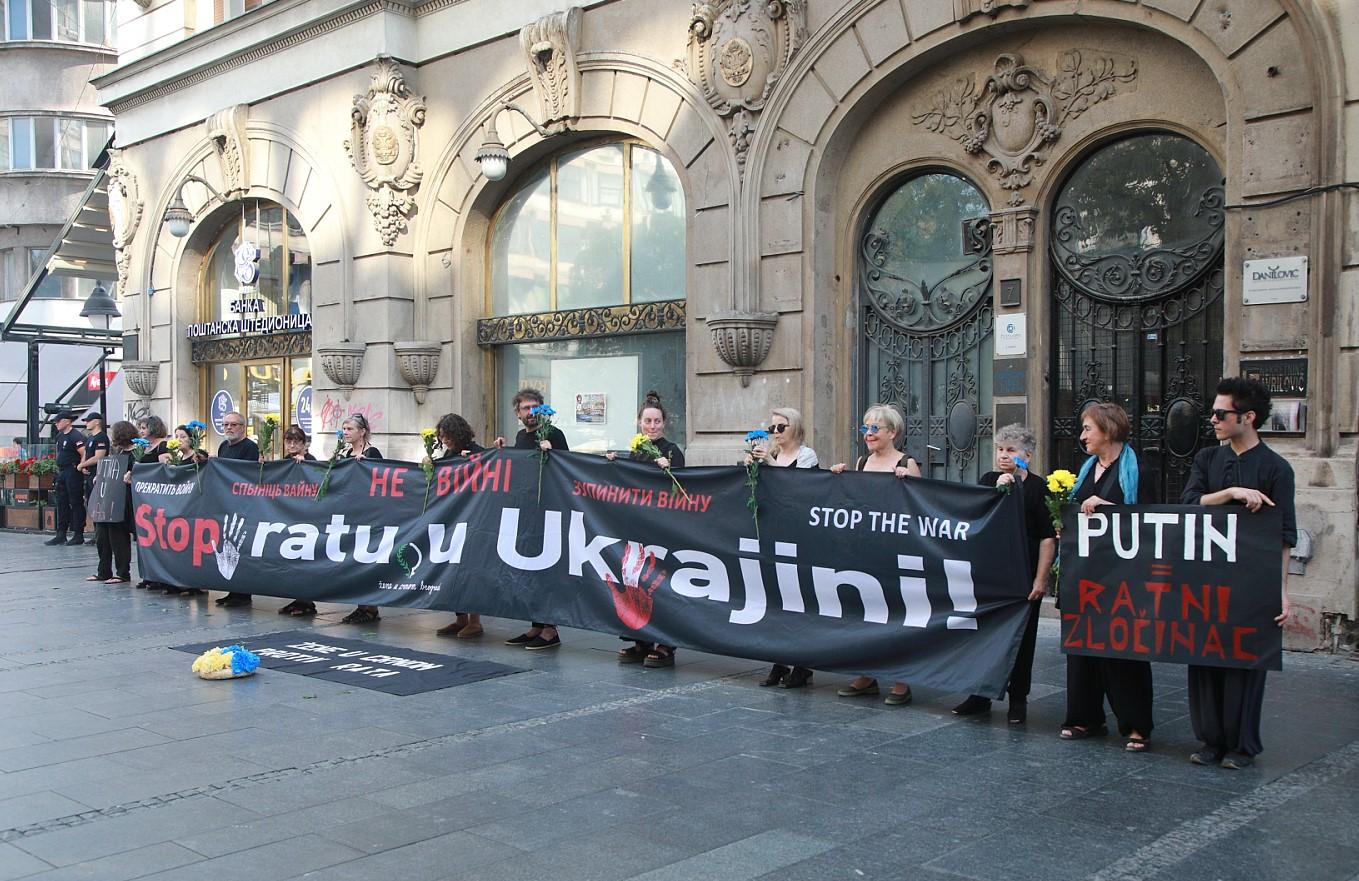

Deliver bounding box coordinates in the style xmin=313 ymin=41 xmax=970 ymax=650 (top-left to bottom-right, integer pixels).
xmin=1074 ymin=443 xmax=1139 ymax=504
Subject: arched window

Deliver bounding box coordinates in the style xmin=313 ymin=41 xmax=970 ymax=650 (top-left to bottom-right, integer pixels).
xmin=483 ymin=141 xmax=687 ymax=452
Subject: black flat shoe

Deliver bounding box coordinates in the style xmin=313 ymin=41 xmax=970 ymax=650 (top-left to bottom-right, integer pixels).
xmin=1007 ymin=700 xmax=1028 ymax=724
xmin=952 ymin=695 xmax=992 ymax=716
xmin=760 ymin=664 xmax=790 ymax=687
xmin=524 ymin=634 xmax=561 ymax=651
xmin=505 ymin=632 xmax=536 ymax=646
xmin=780 ymin=668 xmax=813 ymax=689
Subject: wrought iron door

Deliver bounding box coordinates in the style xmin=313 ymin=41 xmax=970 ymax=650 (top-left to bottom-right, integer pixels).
xmin=857 ymin=172 xmax=993 ymax=481
xmin=1048 ymin=134 xmax=1225 ymax=502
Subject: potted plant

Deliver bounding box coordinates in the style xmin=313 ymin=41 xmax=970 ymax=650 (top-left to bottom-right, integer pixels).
xmin=0 ymin=459 xmax=17 ymax=490
xmin=27 ymin=454 xmax=58 ymax=491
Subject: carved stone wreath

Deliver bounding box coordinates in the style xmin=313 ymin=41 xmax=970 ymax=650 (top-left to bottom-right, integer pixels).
xmin=106 ymin=148 xmax=143 ymax=299
xmin=913 ymin=50 xmax=1136 ymax=205
xmin=685 ymin=0 xmax=807 ymax=176
xmin=345 ymin=58 xmax=427 ymax=246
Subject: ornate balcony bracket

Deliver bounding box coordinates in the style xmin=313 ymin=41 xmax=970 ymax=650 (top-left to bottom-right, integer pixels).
xmin=707 ymin=310 xmax=778 ymax=387
xmin=393 ymin=340 xmax=441 ymax=404
xmin=121 ymin=360 xmax=160 ymax=399
xmin=317 ymin=342 xmax=367 ymax=400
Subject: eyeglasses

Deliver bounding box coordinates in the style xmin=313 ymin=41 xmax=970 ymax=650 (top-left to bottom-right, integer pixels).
xmin=859 ymin=424 xmax=881 ymax=435
xmin=767 ymin=424 xmax=788 ymax=434
xmin=223 ymin=421 xmax=244 ymax=427
xmin=1210 ymin=408 xmax=1243 ymax=422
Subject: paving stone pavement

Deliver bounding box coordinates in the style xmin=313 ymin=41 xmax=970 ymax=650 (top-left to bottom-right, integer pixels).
xmin=0 ymin=530 xmax=1356 ymax=881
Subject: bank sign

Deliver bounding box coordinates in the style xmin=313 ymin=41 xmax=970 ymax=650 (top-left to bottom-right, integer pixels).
xmin=1242 ymin=256 xmax=1308 ymax=305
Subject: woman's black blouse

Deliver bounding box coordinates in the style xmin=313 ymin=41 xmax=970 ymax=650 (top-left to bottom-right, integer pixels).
xmin=1074 ymin=459 xmax=1125 ymax=505
xmin=631 ymin=437 xmax=684 ymax=469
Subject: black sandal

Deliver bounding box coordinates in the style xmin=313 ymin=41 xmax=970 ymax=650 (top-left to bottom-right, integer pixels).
xmin=761 ymin=664 xmax=790 ymax=687
xmin=643 ymin=647 xmax=675 ymax=668
xmin=289 ymin=602 xmax=317 ymax=617
xmin=618 ymin=645 xmax=647 ymax=664
xmin=341 ymin=607 xmax=380 ymax=625
xmin=1060 ymin=724 xmax=1108 ymax=740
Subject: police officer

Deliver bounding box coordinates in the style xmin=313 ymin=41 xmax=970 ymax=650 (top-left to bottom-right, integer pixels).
xmin=46 ymin=410 xmax=88 ymax=546
xmin=78 ymin=412 xmax=110 ymax=501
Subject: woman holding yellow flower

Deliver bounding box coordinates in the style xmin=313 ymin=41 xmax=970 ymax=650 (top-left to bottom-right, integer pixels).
xmin=951 ymin=424 xmax=1056 ymax=724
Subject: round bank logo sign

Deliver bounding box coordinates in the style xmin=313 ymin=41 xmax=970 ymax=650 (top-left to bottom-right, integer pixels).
xmin=211 ymin=390 xmax=235 ymax=435
xmin=296 ymin=385 xmax=313 ymax=435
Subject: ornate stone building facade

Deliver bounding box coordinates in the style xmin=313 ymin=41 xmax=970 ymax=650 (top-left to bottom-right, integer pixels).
xmin=95 ymin=0 xmax=1356 ymax=649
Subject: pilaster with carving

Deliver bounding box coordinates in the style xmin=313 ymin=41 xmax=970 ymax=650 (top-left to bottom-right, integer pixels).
xmin=345 ymin=58 xmax=427 ymax=247
xmin=913 ymin=51 xmax=1136 ymax=205
xmin=988 ymin=206 xmax=1038 ymax=255
xmin=685 ymin=0 xmax=807 ymax=179
xmin=206 ymin=105 xmax=250 ymax=196
xmin=520 ymin=7 xmax=582 ymax=135
xmin=106 ymin=149 xmax=143 ymax=299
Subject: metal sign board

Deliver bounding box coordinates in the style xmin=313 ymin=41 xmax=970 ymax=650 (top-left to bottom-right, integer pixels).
xmin=1242 ymin=256 xmax=1307 ymax=305
xmin=995 ymin=313 xmax=1026 ymax=357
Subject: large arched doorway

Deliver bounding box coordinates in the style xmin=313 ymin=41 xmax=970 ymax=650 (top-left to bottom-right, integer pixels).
xmin=857 ymin=171 xmax=993 ymax=481
xmin=1048 ymin=132 xmax=1225 ymax=502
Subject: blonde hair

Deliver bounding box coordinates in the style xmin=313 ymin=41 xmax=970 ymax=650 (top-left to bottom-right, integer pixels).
xmin=770 ymin=407 xmax=805 ymax=445
xmin=862 ymin=403 xmax=904 ymax=437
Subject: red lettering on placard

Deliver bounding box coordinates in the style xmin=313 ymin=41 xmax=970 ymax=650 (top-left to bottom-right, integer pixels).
xmin=1202 ymin=624 xmax=1226 ymax=660
xmin=1078 ymin=579 xmax=1106 ymax=614
xmin=1110 ymin=582 xmax=1135 ymax=617
xmin=1232 ymin=627 xmax=1259 ymax=662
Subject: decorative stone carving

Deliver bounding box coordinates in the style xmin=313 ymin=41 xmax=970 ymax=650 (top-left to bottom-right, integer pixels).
xmin=106 ymin=149 xmax=143 ymax=299
xmin=988 ymin=206 xmax=1038 ymax=255
xmin=685 ymin=0 xmax=807 ymax=177
xmin=205 ymin=105 xmax=250 ymax=196
xmin=393 ymin=340 xmax=441 ymax=404
xmin=317 ymin=342 xmax=367 ymax=399
xmin=913 ymin=50 xmax=1136 ymax=205
xmin=707 ymin=310 xmax=778 ymax=387
xmin=955 ymin=0 xmax=1029 ymax=22
xmin=520 ymin=7 xmax=582 ymax=134
xmin=121 ymin=360 xmax=160 ymax=399
xmin=345 ymin=58 xmax=427 ymax=246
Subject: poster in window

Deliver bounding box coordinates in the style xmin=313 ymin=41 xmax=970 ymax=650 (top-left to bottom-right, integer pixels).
xmin=575 ymin=393 xmax=607 ymax=425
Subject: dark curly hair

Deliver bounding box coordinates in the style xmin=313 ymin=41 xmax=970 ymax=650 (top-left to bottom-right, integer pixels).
xmin=435 ymin=413 xmax=476 ymax=454
xmin=1217 ymin=376 xmax=1272 ymax=428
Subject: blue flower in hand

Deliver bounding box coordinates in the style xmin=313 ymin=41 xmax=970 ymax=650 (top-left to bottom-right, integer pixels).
xmin=745 ymin=429 xmax=770 ymax=443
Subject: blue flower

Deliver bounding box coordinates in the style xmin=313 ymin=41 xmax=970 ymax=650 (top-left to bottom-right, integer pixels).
xmin=335 ymin=429 xmax=345 ymax=439
xmin=224 ymin=645 xmax=260 ymax=675
xmin=531 ymin=404 xmax=556 ymax=417
xmin=131 ymin=438 xmax=150 ymax=447
xmin=745 ymin=429 xmax=770 ymax=442
xmin=1014 ymin=456 xmax=1029 ymax=470
xmin=187 ymin=420 xmax=206 ymax=431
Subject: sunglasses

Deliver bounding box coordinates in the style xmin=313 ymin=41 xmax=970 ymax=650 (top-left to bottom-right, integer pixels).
xmin=858 ymin=424 xmax=881 ymax=435
xmin=1210 ymin=408 xmax=1243 ymax=422
xmin=767 ymin=424 xmax=788 ymax=434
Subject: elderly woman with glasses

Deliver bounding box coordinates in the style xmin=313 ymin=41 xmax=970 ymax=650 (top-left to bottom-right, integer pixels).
xmin=746 ymin=407 xmax=820 ymax=688
xmin=829 ymin=403 xmax=921 ymax=706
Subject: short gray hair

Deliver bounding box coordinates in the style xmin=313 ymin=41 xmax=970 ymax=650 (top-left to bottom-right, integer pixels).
xmin=862 ymin=403 xmax=905 ymax=437
xmin=994 ymin=423 xmax=1036 ymax=456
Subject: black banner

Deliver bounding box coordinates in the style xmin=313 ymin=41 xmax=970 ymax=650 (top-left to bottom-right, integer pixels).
xmin=133 ymin=450 xmax=1033 ymax=695
xmin=1059 ymin=505 xmax=1284 ymax=670
xmin=89 ymin=452 xmax=130 ymax=524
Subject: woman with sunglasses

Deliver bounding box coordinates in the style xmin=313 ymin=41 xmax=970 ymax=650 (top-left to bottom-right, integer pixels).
xmin=338 ymin=414 xmax=385 ymax=626
xmin=829 ymin=403 xmax=921 ymax=706
xmin=748 ymin=407 xmax=819 ymax=688
xmin=1060 ymin=401 xmax=1153 ymax=752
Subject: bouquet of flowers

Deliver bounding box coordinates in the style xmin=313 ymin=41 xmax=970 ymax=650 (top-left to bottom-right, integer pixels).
xmin=743 ymin=429 xmax=769 ymax=538
xmin=532 ymin=404 xmax=557 ymax=502
xmin=1045 ymin=468 xmax=1079 ymax=578
xmin=420 ymin=428 xmax=438 ymax=511
xmin=190 ymin=644 xmax=261 ymax=680
xmin=130 ymin=438 xmax=151 ymax=462
xmin=315 ymin=429 xmax=346 ymax=501
xmin=630 ymin=433 xmax=690 ymax=503
xmin=185 ymin=419 xmax=206 ymax=450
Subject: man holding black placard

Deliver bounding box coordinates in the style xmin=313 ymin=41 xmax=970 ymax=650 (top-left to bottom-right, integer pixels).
xmin=1181 ymin=376 xmax=1295 ymax=770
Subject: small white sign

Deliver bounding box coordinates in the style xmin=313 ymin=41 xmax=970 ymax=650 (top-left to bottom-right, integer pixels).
xmin=995 ymin=313 xmax=1026 ymax=357
xmin=1243 ymin=256 xmax=1308 ymax=305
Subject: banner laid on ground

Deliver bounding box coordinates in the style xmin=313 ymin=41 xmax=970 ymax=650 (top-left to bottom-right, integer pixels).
xmin=172 ymin=630 xmax=524 ymax=695
xmin=1059 ymin=505 xmax=1284 ymax=670
xmin=133 ymin=450 xmax=1032 ymax=695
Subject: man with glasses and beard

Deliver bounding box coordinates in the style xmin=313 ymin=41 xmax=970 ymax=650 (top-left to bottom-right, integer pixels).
xmin=215 ymin=412 xmax=259 ymax=607
xmin=1181 ymin=376 xmax=1296 ymax=770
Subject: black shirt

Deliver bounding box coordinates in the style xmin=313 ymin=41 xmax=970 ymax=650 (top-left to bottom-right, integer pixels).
xmin=54 ymin=429 xmax=86 ymax=467
xmin=1075 ymin=459 xmax=1125 ymax=505
xmin=87 ymin=430 xmax=111 ymax=464
xmin=438 ymin=440 xmax=485 ymax=461
xmin=515 ymin=426 xmax=569 ymax=451
xmin=342 ymin=445 xmax=383 ymax=460
xmin=1181 ymin=442 xmax=1297 ymax=547
xmin=217 ymin=437 xmax=260 ymax=462
xmin=630 ymin=436 xmax=684 ymax=468
xmin=980 ymin=470 xmax=1056 ymax=580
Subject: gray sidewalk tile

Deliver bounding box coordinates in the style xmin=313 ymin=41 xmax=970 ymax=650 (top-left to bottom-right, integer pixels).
xmin=0 ymin=843 xmax=52 ymax=881
xmin=16 ymin=842 xmax=202 ymax=881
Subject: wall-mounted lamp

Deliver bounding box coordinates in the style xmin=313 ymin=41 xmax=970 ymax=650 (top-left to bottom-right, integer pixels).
xmin=643 ymin=149 xmax=675 ymax=212
xmin=163 ymin=174 xmax=227 ymax=238
xmin=473 ymin=100 xmax=566 ymax=182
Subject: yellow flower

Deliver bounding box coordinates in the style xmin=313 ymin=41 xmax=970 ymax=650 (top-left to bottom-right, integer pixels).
xmin=1048 ymin=469 xmax=1077 ymax=494
xmin=420 ymin=428 xmax=435 ymax=439
xmin=629 ymin=433 xmax=646 ymax=453
xmin=191 ymin=647 xmax=231 ymax=674
xmin=265 ymin=416 xmax=279 ymax=426
xmin=166 ymin=439 xmax=181 ymax=450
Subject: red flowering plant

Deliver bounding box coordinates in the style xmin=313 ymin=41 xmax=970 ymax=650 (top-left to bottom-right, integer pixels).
xmin=28 ymin=454 xmax=58 ymax=476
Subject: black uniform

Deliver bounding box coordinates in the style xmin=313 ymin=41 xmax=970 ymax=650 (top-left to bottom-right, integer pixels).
xmin=1062 ymin=465 xmax=1155 ymax=737
xmin=515 ymin=423 xmax=567 ymax=628
xmin=83 ymin=429 xmax=110 ymax=499
xmin=1181 ymin=442 xmax=1296 ymax=758
xmin=53 ymin=428 xmax=87 ymax=540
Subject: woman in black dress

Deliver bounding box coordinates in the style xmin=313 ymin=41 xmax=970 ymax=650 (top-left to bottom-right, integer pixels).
xmin=89 ymin=420 xmax=138 ymax=585
xmin=432 ymin=413 xmax=488 ymax=639
xmin=278 ymin=426 xmax=320 ymax=617
xmin=339 ymin=414 xmax=384 ymax=625
xmin=1060 ymin=402 xmax=1154 ymax=751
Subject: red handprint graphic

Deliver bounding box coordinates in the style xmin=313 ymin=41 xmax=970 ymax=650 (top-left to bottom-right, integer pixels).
xmin=606 ymin=541 xmax=668 ymax=630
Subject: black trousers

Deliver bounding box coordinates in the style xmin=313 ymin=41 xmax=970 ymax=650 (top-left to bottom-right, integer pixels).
xmin=1188 ymin=665 xmax=1267 ymax=756
xmin=1006 ymin=599 xmax=1043 ymax=700
xmin=1063 ymin=654 xmax=1154 ymax=736
xmin=95 ymin=522 xmax=132 ymax=580
xmin=53 ymin=466 xmax=86 ymax=537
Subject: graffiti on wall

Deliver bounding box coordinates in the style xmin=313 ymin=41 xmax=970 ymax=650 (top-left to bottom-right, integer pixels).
xmin=317 ymin=397 xmax=384 ymax=434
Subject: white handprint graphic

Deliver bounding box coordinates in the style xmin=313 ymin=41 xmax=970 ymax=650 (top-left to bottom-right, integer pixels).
xmin=211 ymin=514 xmax=249 ymax=581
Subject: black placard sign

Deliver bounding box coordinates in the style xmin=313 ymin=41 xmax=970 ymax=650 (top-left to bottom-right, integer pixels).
xmin=89 ymin=452 xmax=129 ymax=523
xmin=132 ymin=450 xmax=1034 ymax=696
xmin=1059 ymin=505 xmax=1284 ymax=670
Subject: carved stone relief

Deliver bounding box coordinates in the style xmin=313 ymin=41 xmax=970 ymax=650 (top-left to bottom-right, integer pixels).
xmin=520 ymin=6 xmax=582 ymax=134
xmin=988 ymin=205 xmax=1037 ymax=255
xmin=685 ymin=0 xmax=807 ymax=177
xmin=345 ymin=57 xmax=427 ymax=246
xmin=913 ymin=51 xmax=1137 ymax=205
xmin=205 ymin=105 xmax=250 ymax=196
xmin=955 ymin=0 xmax=1029 ymax=22
xmin=106 ymin=148 xmax=143 ymax=298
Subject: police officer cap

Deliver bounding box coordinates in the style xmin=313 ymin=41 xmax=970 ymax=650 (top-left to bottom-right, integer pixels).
xmin=85 ymin=411 xmax=103 ymax=422
xmin=55 ymin=410 xmax=76 ymax=422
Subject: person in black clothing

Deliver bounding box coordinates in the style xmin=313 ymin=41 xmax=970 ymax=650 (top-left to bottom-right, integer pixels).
xmin=89 ymin=420 xmax=138 ymax=584
xmin=434 ymin=413 xmax=489 ymax=639
xmin=215 ymin=411 xmax=259 ymax=606
xmin=78 ymin=412 xmax=109 ymax=501
xmin=1181 ymin=377 xmax=1296 ymax=770
xmin=608 ymin=391 xmax=684 ymax=668
xmin=278 ymin=426 xmax=321 ymax=617
xmin=132 ymin=417 xmax=172 ymax=591
xmin=1060 ymin=402 xmax=1154 ymax=751
xmin=339 ymin=413 xmax=385 ymax=625
xmin=494 ymin=387 xmax=568 ymax=650
xmin=953 ymin=424 xmax=1056 ymax=724
xmin=46 ymin=411 xmax=88 ymax=546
